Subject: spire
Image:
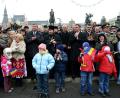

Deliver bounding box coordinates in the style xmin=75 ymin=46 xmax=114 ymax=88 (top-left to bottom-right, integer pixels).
xmin=2 ymin=5 xmax=8 ymax=29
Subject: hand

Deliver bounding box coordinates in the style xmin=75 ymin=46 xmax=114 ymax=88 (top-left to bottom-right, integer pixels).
xmin=32 ymin=37 xmax=36 ymax=40
xmin=68 ymin=46 xmax=71 ymax=49
xmin=63 ymin=44 xmax=67 ymax=48
xmin=80 ymin=53 xmax=83 ymax=57
xmin=52 ymin=40 xmax=56 ymax=44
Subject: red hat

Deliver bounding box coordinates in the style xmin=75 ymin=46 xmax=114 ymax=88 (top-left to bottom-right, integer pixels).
xmin=38 ymin=43 xmax=46 ymax=50
xmin=102 ymin=46 xmax=110 ymax=52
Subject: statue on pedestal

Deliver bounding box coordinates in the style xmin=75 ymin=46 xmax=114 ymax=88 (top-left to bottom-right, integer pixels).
xmin=49 ymin=9 xmax=55 ymax=26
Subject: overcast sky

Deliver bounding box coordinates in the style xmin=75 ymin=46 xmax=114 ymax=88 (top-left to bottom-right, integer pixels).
xmin=0 ymin=0 xmax=120 ymax=24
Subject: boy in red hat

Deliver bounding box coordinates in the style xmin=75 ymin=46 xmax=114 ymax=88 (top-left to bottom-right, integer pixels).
xmin=95 ymin=46 xmax=117 ymax=97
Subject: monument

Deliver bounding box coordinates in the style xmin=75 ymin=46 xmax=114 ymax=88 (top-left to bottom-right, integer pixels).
xmin=49 ymin=9 xmax=55 ymax=26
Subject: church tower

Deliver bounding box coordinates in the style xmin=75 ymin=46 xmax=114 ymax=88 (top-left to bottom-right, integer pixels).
xmin=2 ymin=6 xmax=8 ymax=29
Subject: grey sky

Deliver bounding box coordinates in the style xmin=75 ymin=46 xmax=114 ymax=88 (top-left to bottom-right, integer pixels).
xmin=0 ymin=0 xmax=120 ymax=23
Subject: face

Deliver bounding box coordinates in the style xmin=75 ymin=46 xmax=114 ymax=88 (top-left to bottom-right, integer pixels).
xmin=44 ymin=28 xmax=48 ymax=32
xmin=117 ymin=32 xmax=120 ymax=38
xmin=4 ymin=48 xmax=12 ymax=59
xmin=99 ymin=36 xmax=105 ymax=42
xmin=74 ymin=25 xmax=81 ymax=32
xmin=6 ymin=52 xmax=12 ymax=59
xmin=32 ymin=24 xmax=38 ymax=31
xmin=103 ymin=26 xmax=110 ymax=33
xmin=20 ymin=31 xmax=25 ymax=36
xmin=15 ymin=35 xmax=20 ymax=43
xmin=72 ymin=24 xmax=76 ymax=32
xmin=86 ymin=25 xmax=92 ymax=32
xmin=95 ymin=27 xmax=101 ymax=33
xmin=111 ymin=28 xmax=117 ymax=33
xmin=9 ymin=32 xmax=16 ymax=40
xmin=49 ymin=29 xmax=54 ymax=35
xmin=56 ymin=49 xmax=61 ymax=54
xmin=54 ymin=29 xmax=58 ymax=33
xmin=62 ymin=25 xmax=68 ymax=32
xmin=25 ymin=28 xmax=29 ymax=33
xmin=39 ymin=48 xmax=46 ymax=54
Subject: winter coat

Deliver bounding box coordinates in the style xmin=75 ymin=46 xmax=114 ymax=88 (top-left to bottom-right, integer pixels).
xmin=32 ymin=51 xmax=55 ymax=74
xmin=1 ymin=56 xmax=12 ymax=77
xmin=54 ymin=51 xmax=68 ymax=72
xmin=95 ymin=48 xmax=117 ymax=77
xmin=78 ymin=48 xmax=96 ymax=72
xmin=10 ymin=40 xmax=26 ymax=60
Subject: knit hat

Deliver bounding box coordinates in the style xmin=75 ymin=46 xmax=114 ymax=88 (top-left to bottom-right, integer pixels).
xmin=82 ymin=42 xmax=90 ymax=54
xmin=102 ymin=46 xmax=110 ymax=52
xmin=56 ymin=44 xmax=64 ymax=51
xmin=38 ymin=43 xmax=46 ymax=50
xmin=82 ymin=42 xmax=90 ymax=48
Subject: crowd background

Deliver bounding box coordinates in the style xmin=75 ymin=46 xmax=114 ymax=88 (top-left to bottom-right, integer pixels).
xmin=0 ymin=22 xmax=120 ymax=87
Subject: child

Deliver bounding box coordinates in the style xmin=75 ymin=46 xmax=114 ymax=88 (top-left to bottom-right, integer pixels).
xmin=32 ymin=43 xmax=55 ymax=98
xmin=78 ymin=42 xmax=96 ymax=96
xmin=95 ymin=46 xmax=117 ymax=97
xmin=1 ymin=48 xmax=13 ymax=93
xmin=54 ymin=44 xmax=68 ymax=94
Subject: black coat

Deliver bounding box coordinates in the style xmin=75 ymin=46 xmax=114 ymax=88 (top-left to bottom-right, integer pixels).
xmin=25 ymin=31 xmax=44 ymax=58
xmin=59 ymin=32 xmax=69 ymax=46
xmin=68 ymin=32 xmax=87 ymax=61
xmin=44 ymin=33 xmax=62 ymax=56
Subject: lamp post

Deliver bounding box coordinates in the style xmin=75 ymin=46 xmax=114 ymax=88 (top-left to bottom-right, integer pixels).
xmin=57 ymin=18 xmax=62 ymax=27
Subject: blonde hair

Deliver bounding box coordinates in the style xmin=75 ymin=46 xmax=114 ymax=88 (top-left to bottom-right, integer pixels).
xmin=16 ymin=33 xmax=24 ymax=41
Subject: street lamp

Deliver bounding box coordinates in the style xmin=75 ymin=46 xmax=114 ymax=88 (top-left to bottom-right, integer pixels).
xmin=57 ymin=18 xmax=62 ymax=27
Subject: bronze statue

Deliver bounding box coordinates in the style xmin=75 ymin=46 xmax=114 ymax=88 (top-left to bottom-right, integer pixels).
xmin=85 ymin=13 xmax=93 ymax=25
xmin=49 ymin=9 xmax=55 ymax=26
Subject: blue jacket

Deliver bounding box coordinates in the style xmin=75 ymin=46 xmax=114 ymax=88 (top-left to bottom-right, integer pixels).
xmin=32 ymin=52 xmax=55 ymax=74
xmin=54 ymin=51 xmax=68 ymax=72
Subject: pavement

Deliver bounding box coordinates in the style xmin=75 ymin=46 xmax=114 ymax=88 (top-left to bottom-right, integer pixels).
xmin=0 ymin=78 xmax=120 ymax=98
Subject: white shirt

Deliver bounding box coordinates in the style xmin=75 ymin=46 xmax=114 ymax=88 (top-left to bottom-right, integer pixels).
xmin=118 ymin=41 xmax=120 ymax=52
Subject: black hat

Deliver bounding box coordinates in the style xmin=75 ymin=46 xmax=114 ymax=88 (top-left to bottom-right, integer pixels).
xmin=44 ymin=25 xmax=48 ymax=28
xmin=49 ymin=25 xmax=54 ymax=30
xmin=24 ymin=26 xmax=29 ymax=29
xmin=54 ymin=26 xmax=58 ymax=29
xmin=56 ymin=44 xmax=64 ymax=51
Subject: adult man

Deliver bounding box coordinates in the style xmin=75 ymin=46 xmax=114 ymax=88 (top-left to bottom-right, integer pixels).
xmin=25 ymin=24 xmax=44 ymax=80
xmin=85 ymin=25 xmax=97 ymax=47
xmin=68 ymin=24 xmax=87 ymax=79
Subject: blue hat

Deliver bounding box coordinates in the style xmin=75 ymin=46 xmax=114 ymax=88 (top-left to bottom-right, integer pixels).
xmin=82 ymin=42 xmax=90 ymax=54
xmin=82 ymin=42 xmax=90 ymax=48
xmin=56 ymin=44 xmax=64 ymax=51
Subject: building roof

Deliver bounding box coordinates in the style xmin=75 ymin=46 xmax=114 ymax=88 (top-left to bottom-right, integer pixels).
xmin=13 ymin=15 xmax=25 ymax=22
xmin=28 ymin=21 xmax=48 ymax=25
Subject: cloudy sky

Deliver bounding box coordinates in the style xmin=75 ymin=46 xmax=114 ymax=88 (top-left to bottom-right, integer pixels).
xmin=0 ymin=0 xmax=120 ymax=24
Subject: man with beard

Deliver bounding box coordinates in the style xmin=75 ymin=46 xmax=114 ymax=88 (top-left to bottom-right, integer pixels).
xmin=44 ymin=25 xmax=61 ymax=78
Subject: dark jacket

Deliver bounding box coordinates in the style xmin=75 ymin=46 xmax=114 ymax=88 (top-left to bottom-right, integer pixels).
xmin=54 ymin=51 xmax=68 ymax=72
xmin=68 ymin=32 xmax=87 ymax=61
xmin=44 ymin=34 xmax=62 ymax=56
xmin=25 ymin=31 xmax=44 ymax=58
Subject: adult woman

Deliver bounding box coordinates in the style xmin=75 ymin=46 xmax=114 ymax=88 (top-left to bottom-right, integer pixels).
xmin=10 ymin=33 xmax=27 ymax=86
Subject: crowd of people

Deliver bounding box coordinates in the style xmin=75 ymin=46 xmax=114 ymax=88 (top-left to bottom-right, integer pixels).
xmin=0 ymin=22 xmax=120 ymax=98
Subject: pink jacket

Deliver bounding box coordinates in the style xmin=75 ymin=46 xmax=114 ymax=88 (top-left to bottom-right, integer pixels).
xmin=1 ymin=56 xmax=12 ymax=77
